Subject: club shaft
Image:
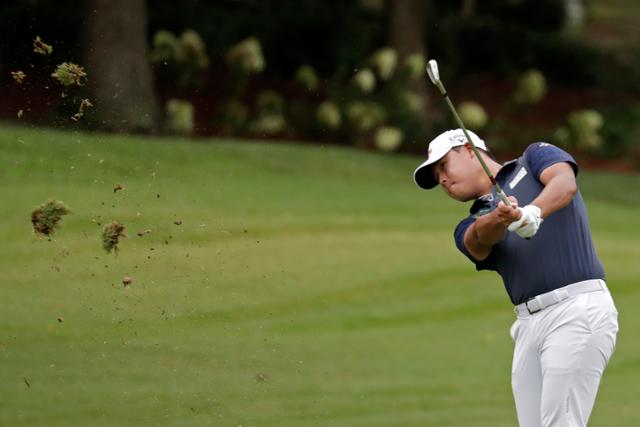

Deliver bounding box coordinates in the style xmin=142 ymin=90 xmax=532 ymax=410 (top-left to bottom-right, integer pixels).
xmin=437 ymin=86 xmax=511 ymax=206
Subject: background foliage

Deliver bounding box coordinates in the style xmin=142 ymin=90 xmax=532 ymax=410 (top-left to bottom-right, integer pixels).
xmin=1 ymin=0 xmax=639 ymax=162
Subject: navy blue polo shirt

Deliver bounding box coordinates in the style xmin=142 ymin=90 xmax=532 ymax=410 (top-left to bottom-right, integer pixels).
xmin=454 ymin=143 xmax=605 ymax=305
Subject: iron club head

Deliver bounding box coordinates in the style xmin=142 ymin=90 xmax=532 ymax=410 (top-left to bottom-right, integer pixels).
xmin=426 ymin=59 xmax=440 ymax=85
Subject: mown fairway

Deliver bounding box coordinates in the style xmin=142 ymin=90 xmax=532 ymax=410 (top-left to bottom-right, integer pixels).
xmin=1 ymin=124 xmax=639 ymax=426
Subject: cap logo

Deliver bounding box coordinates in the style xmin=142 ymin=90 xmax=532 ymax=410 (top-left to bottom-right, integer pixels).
xmin=449 ymin=134 xmax=467 ymax=145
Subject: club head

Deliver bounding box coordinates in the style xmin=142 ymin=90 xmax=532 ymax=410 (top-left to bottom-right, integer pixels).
xmin=426 ymin=59 xmax=440 ymax=84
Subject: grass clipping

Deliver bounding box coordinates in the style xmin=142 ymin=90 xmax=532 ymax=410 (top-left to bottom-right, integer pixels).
xmin=102 ymin=221 xmax=125 ymax=253
xmin=31 ymin=200 xmax=71 ymax=237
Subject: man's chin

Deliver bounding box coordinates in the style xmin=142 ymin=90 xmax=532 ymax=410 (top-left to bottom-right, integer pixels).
xmin=458 ymin=193 xmax=477 ymax=202
xmin=446 ymin=190 xmax=474 ymax=202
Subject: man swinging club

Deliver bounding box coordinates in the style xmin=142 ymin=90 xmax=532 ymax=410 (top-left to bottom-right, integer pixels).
xmin=413 ymin=127 xmax=619 ymax=427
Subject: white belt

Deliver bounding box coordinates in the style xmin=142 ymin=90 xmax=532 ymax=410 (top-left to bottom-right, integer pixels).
xmin=514 ymin=279 xmax=606 ymax=316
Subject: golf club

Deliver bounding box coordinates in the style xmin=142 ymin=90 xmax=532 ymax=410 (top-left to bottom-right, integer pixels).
xmin=426 ymin=59 xmax=512 ymax=207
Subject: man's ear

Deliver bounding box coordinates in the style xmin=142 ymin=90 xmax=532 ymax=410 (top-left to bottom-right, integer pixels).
xmin=464 ymin=143 xmax=476 ymax=157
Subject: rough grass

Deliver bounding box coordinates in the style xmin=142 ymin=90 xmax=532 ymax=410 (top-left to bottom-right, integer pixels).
xmin=1 ymin=123 xmax=639 ymax=426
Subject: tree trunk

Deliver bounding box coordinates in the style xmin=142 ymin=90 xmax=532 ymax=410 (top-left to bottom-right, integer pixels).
xmin=86 ymin=0 xmax=159 ymax=133
xmin=386 ymin=0 xmax=430 ymax=120
xmin=461 ymin=0 xmax=477 ymax=17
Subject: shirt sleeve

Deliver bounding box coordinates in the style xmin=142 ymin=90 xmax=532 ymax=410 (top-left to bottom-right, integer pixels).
xmin=525 ymin=142 xmax=578 ymax=180
xmin=453 ymin=217 xmax=495 ymax=271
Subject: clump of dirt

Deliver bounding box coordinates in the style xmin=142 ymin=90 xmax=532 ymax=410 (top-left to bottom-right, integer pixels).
xmin=51 ymin=62 xmax=87 ymax=87
xmin=71 ymin=98 xmax=93 ymax=121
xmin=102 ymin=221 xmax=126 ymax=253
xmin=31 ymin=200 xmax=71 ymax=237
xmin=33 ymin=36 xmax=52 ymax=55
xmin=11 ymin=70 xmax=26 ymax=84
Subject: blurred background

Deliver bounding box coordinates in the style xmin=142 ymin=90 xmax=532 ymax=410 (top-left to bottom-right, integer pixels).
xmin=1 ymin=0 xmax=639 ymax=164
xmin=1 ymin=1 xmax=640 ymax=427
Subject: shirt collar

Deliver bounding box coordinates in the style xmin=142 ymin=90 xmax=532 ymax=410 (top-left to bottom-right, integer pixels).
xmin=470 ymin=193 xmax=494 ymax=217
xmin=496 ymin=159 xmax=518 ymax=179
xmin=470 ymin=158 xmax=519 ymax=216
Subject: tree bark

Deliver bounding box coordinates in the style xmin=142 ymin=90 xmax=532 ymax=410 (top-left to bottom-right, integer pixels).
xmin=386 ymin=0 xmax=430 ymax=119
xmin=86 ymin=0 xmax=159 ymax=133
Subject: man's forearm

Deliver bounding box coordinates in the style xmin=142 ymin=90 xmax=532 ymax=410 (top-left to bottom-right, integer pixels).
xmin=464 ymin=210 xmax=510 ymax=260
xmin=472 ymin=210 xmax=509 ymax=245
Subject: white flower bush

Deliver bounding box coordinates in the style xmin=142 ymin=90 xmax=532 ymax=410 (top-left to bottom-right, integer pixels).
xmin=374 ymin=126 xmax=404 ymax=152
xmin=458 ymin=101 xmax=488 ymax=129
xmin=166 ymin=99 xmax=194 ymax=135
xmin=369 ymin=47 xmax=398 ymax=81
xmin=316 ymin=101 xmax=342 ymax=130
xmin=352 ymin=68 xmax=376 ymax=93
xmin=513 ymin=69 xmax=547 ymax=106
xmin=226 ymin=37 xmax=265 ymax=75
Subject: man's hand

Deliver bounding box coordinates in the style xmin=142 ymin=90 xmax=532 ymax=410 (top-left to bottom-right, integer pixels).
xmin=495 ymin=196 xmax=522 ymax=226
xmin=507 ymin=204 xmax=543 ymax=238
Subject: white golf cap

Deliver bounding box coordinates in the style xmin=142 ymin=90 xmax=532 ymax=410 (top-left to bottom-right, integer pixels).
xmin=413 ymin=128 xmax=487 ymax=189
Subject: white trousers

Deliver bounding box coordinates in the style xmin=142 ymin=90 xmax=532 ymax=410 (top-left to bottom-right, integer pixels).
xmin=510 ymin=284 xmax=618 ymax=427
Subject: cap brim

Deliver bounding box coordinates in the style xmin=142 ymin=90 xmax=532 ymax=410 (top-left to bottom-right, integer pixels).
xmin=413 ymin=161 xmax=438 ymax=189
xmin=413 ymin=146 xmax=451 ymax=189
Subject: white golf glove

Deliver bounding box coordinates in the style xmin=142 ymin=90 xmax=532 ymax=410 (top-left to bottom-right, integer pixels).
xmin=507 ymin=204 xmax=543 ymax=238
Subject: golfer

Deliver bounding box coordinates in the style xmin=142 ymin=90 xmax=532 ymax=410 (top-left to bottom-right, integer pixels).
xmin=413 ymin=129 xmax=618 ymax=427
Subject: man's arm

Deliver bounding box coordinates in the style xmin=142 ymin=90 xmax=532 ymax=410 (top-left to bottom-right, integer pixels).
xmin=464 ymin=162 xmax=577 ymax=260
xmin=532 ymin=162 xmax=577 ymax=218
xmin=463 ymin=196 xmax=521 ymax=261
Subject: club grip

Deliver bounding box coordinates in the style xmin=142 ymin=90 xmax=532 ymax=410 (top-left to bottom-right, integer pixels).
xmin=497 ymin=190 xmax=511 ymax=207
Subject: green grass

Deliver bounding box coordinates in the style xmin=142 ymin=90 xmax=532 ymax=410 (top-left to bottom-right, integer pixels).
xmin=1 ymin=124 xmax=639 ymax=426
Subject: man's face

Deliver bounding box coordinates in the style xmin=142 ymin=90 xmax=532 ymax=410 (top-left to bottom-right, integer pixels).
xmin=432 ymin=146 xmax=482 ymax=201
